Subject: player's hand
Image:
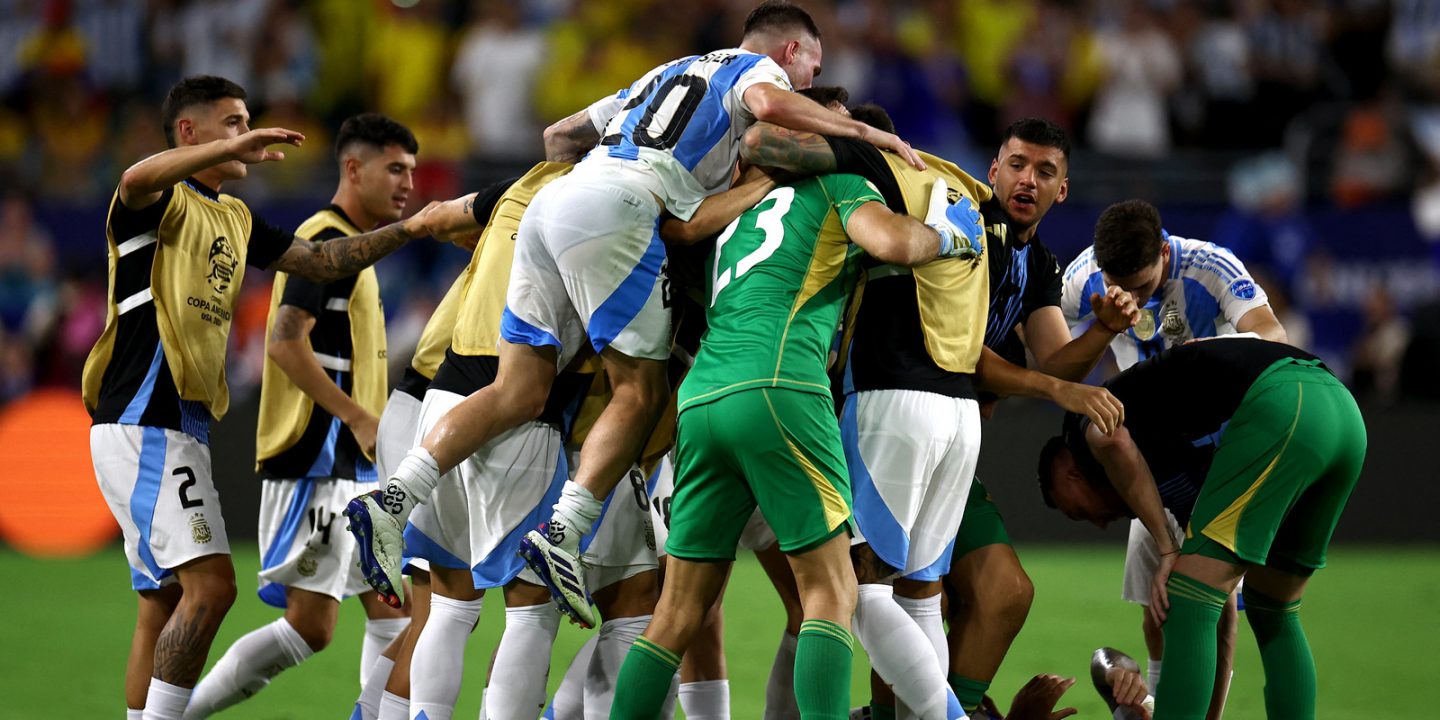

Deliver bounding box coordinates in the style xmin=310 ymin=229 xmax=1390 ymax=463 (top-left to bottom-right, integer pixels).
xmin=224 ymin=128 xmax=304 ymax=164
xmin=1149 ymin=550 xmax=1178 ymax=625
xmin=1053 ymin=382 xmax=1124 ymax=436
xmin=400 ymin=200 xmax=443 ymax=239
xmin=346 ymin=410 xmax=379 ymax=461
xmin=861 ymin=125 xmax=925 ymax=170
xmin=423 ymin=193 xmax=484 ymax=249
xmin=1007 ymin=674 xmax=1079 ymax=720
xmin=1091 ymin=285 xmax=1139 ymax=334
xmin=924 ymin=178 xmax=984 ymax=260
xmin=1105 ymin=667 xmax=1153 ymax=718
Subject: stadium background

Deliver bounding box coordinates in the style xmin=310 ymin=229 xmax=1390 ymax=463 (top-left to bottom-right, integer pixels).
xmin=0 ymin=0 xmax=1437 ymax=717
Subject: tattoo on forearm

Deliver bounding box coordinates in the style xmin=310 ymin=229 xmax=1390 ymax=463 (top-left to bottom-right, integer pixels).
xmin=152 ymin=607 xmax=216 ymax=684
xmin=544 ymin=110 xmax=600 ymax=163
xmin=270 ymin=306 xmax=311 ymax=343
xmin=281 ymin=222 xmax=413 ymax=282
xmin=744 ymin=126 xmax=838 ymax=174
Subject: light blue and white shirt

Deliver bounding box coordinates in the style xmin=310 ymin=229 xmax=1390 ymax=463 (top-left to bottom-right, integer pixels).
xmin=1061 ymin=234 xmax=1270 ymax=370
xmin=578 ymin=48 xmax=791 ymax=221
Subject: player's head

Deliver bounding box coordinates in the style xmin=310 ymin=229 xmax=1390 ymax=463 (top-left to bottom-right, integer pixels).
xmin=849 ymin=103 xmax=895 ymax=135
xmin=743 ymin=1 xmax=823 ymax=90
xmin=1038 ymin=436 xmax=1128 ymax=529
xmin=335 ymin=113 xmax=419 ymax=225
xmin=162 ymin=76 xmax=251 ymax=180
xmin=989 ymin=117 xmax=1070 ymax=233
xmin=798 ymin=85 xmax=849 ymax=115
xmin=1094 ymin=199 xmax=1170 ymax=306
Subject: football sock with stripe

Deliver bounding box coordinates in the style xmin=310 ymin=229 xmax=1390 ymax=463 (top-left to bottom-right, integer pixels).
xmin=410 ymin=594 xmax=483 ymax=720
xmin=1154 ymin=574 xmax=1226 ymax=720
xmin=678 ymin=679 xmax=730 ymax=720
xmin=1243 ymin=587 xmax=1316 ymax=720
xmin=484 ymin=602 xmax=561 ymax=719
xmin=764 ymin=631 xmax=800 ymax=719
xmin=184 ymin=617 xmax=313 ymax=717
xmin=948 ymin=673 xmax=991 ymax=715
xmin=854 ymin=584 xmax=964 ymax=719
xmin=611 ymin=636 xmax=682 ymax=718
xmin=795 ymin=619 xmax=855 ymax=720
xmin=354 ymin=654 xmax=395 ymax=720
xmin=550 ymin=481 xmax=603 ymax=555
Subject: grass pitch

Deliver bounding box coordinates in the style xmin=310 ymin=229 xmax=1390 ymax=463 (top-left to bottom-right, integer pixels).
xmin=5 ymin=544 xmax=1435 ymax=718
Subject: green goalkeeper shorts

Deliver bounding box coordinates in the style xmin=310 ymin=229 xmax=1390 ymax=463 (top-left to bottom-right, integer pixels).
xmin=667 ymin=388 xmax=853 ymax=561
xmin=952 ymin=478 xmax=1012 ymax=557
xmin=1184 ymin=359 xmax=1366 ymax=573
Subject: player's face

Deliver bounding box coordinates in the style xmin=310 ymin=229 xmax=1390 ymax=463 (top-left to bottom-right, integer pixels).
xmin=1103 ymin=242 xmax=1171 ymax=307
xmin=353 ymin=144 xmax=417 ymax=224
xmin=1050 ymin=449 xmax=1128 ymax=529
xmin=182 ymin=98 xmax=252 ymax=181
xmin=988 ymin=137 xmax=1068 ymax=231
xmin=782 ymin=36 xmax=823 ymax=90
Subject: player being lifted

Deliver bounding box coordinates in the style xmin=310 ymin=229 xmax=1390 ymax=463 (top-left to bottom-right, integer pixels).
xmin=347 ymin=0 xmax=923 ymax=629
xmin=84 ymin=76 xmax=441 ymax=720
xmin=184 ymin=113 xmax=418 ymax=718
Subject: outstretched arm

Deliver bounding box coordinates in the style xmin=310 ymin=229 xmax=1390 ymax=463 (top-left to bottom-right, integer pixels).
xmin=739 ymin=123 xmax=841 ymax=175
xmin=659 ymin=166 xmax=779 ymax=245
xmin=744 ymin=84 xmax=925 ymax=170
xmin=119 ymin=128 xmax=304 ymax=209
xmin=269 ymin=203 xmax=435 ymax=283
xmin=843 ymin=201 xmax=940 ymax=267
xmin=975 ymin=346 xmax=1124 ymax=435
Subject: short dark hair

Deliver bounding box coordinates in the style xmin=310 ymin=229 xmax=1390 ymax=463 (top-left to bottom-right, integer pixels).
xmin=335 ymin=113 xmax=419 ymax=161
xmin=797 ymin=85 xmax=848 ymax=108
xmin=1093 ymin=200 xmax=1165 ymax=278
xmin=849 ymin=103 xmax=895 ymax=135
xmin=1001 ymin=117 xmax=1071 ymax=161
xmin=743 ymin=1 xmax=821 ymax=41
xmin=161 ymin=76 xmax=247 ymax=148
xmin=1037 ymin=435 xmax=1067 ymax=509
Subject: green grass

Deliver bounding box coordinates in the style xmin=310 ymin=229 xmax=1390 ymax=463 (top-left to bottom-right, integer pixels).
xmin=4 ymin=544 xmax=1436 ymax=718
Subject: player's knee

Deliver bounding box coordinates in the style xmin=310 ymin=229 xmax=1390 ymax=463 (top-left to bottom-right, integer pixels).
xmin=980 ymin=569 xmax=1034 ymax=632
xmin=182 ymin=573 xmax=237 ymax=621
xmin=290 ymin=619 xmax=335 ymax=653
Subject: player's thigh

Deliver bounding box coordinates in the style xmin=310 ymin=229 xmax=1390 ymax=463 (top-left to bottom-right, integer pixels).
xmin=502 ymin=184 xmax=588 ymax=367
xmin=92 ymin=424 xmax=229 ymax=591
xmin=666 ymin=402 xmax=755 ymax=562
xmin=739 ymin=389 xmax=853 ymax=556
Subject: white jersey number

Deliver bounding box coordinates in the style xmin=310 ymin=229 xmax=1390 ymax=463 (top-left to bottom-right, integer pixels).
xmin=711 ymin=186 xmax=795 ymax=306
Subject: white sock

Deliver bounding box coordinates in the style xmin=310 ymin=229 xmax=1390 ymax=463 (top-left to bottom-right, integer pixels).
xmin=378 ymin=691 xmax=409 ymax=720
xmin=662 ymin=673 xmax=680 ymax=719
xmin=1147 ymin=659 xmax=1162 ymax=693
xmin=410 ymin=594 xmax=482 ymax=720
xmin=183 ymin=618 xmax=313 ymax=718
xmin=354 ymin=655 xmax=396 ymax=720
xmin=128 ymin=709 xmax=145 ymax=720
xmin=388 ymin=448 xmax=441 ymax=521
xmin=894 ymin=593 xmax=948 ymax=678
xmin=361 ymin=618 xmax=408 ymax=685
xmin=550 ymin=481 xmax=603 ymax=554
xmin=854 ymin=584 xmax=959 ymax=719
xmin=484 ymin=603 xmax=562 ymax=719
xmin=584 ymin=614 xmax=650 ymax=720
xmin=551 ymin=633 xmax=598 ymax=719
xmin=679 ymin=679 xmax=730 ymax=720
xmin=143 ymin=679 xmax=192 ymax=720
xmin=763 ymin=631 xmax=799 ymax=720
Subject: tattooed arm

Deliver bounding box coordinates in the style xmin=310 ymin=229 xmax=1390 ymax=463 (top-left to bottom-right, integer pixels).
xmin=267 ymin=303 xmax=379 ymax=458
xmin=543 ymin=108 xmax=601 ymax=163
xmin=739 ymin=123 xmax=840 ymax=175
xmin=268 ymin=203 xmax=436 ymax=283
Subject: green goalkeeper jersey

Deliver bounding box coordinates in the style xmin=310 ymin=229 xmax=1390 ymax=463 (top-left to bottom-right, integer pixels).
xmin=677 ymin=174 xmax=883 ymax=413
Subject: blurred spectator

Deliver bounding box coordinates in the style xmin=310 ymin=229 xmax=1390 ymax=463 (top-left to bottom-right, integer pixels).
xmin=452 ymin=0 xmax=546 ymax=162
xmin=0 ymin=195 xmax=58 ymax=340
xmin=534 ymin=3 xmax=665 ymax=124
xmin=253 ymin=0 xmax=318 ymax=106
xmin=1171 ymin=0 xmax=1254 ymax=147
xmin=368 ymin=0 xmax=452 ymax=127
xmin=867 ymin=0 xmax=969 ymax=156
xmin=74 ymin=0 xmax=147 ymax=95
xmin=175 ymin=0 xmax=271 ymax=94
xmin=1331 ymin=97 xmax=1416 ymax=207
xmin=0 ymin=1 xmax=43 ymax=99
xmin=953 ymin=0 xmax=1035 ymax=145
xmin=1087 ymin=0 xmax=1181 ymax=158
xmin=1387 ymin=0 xmax=1440 ymax=100
xmin=1351 ymin=285 xmax=1410 ymax=401
xmin=1249 ymin=0 xmax=1326 ymax=145
xmin=1213 ymin=153 xmax=1312 ymax=289
xmin=31 ymin=77 xmax=108 ymax=201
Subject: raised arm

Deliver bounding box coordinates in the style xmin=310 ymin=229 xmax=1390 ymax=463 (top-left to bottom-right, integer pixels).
xmin=1030 ymin=287 xmax=1139 ymax=381
xmin=266 ymin=305 xmax=378 ymax=459
xmin=543 ymin=108 xmax=602 ymax=163
xmin=269 ymin=203 xmax=435 ymax=283
xmin=119 ymin=128 xmax=304 ymax=209
xmin=743 ymin=84 xmax=925 ymax=170
xmin=975 ymin=346 xmax=1124 ymax=435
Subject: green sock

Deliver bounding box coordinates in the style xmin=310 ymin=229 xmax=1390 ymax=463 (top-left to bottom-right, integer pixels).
xmin=868 ymin=702 xmax=896 ymax=720
xmin=609 ymin=636 xmax=680 ymax=719
xmin=1243 ymin=587 xmax=1316 ymax=720
xmin=1154 ymin=573 xmax=1227 ymax=720
xmin=948 ymin=673 xmax=990 ymax=713
xmin=795 ymin=619 xmax=854 ymax=720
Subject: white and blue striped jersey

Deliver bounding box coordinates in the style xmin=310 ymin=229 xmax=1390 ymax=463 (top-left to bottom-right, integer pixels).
xmin=580 ymin=48 xmax=791 ymax=221
xmin=1060 ymin=234 xmax=1270 ymax=370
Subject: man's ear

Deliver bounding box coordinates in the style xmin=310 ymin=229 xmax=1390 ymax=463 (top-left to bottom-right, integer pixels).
xmin=1055 ymin=176 xmax=1069 ymax=204
xmin=176 ymin=117 xmax=196 ymax=146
